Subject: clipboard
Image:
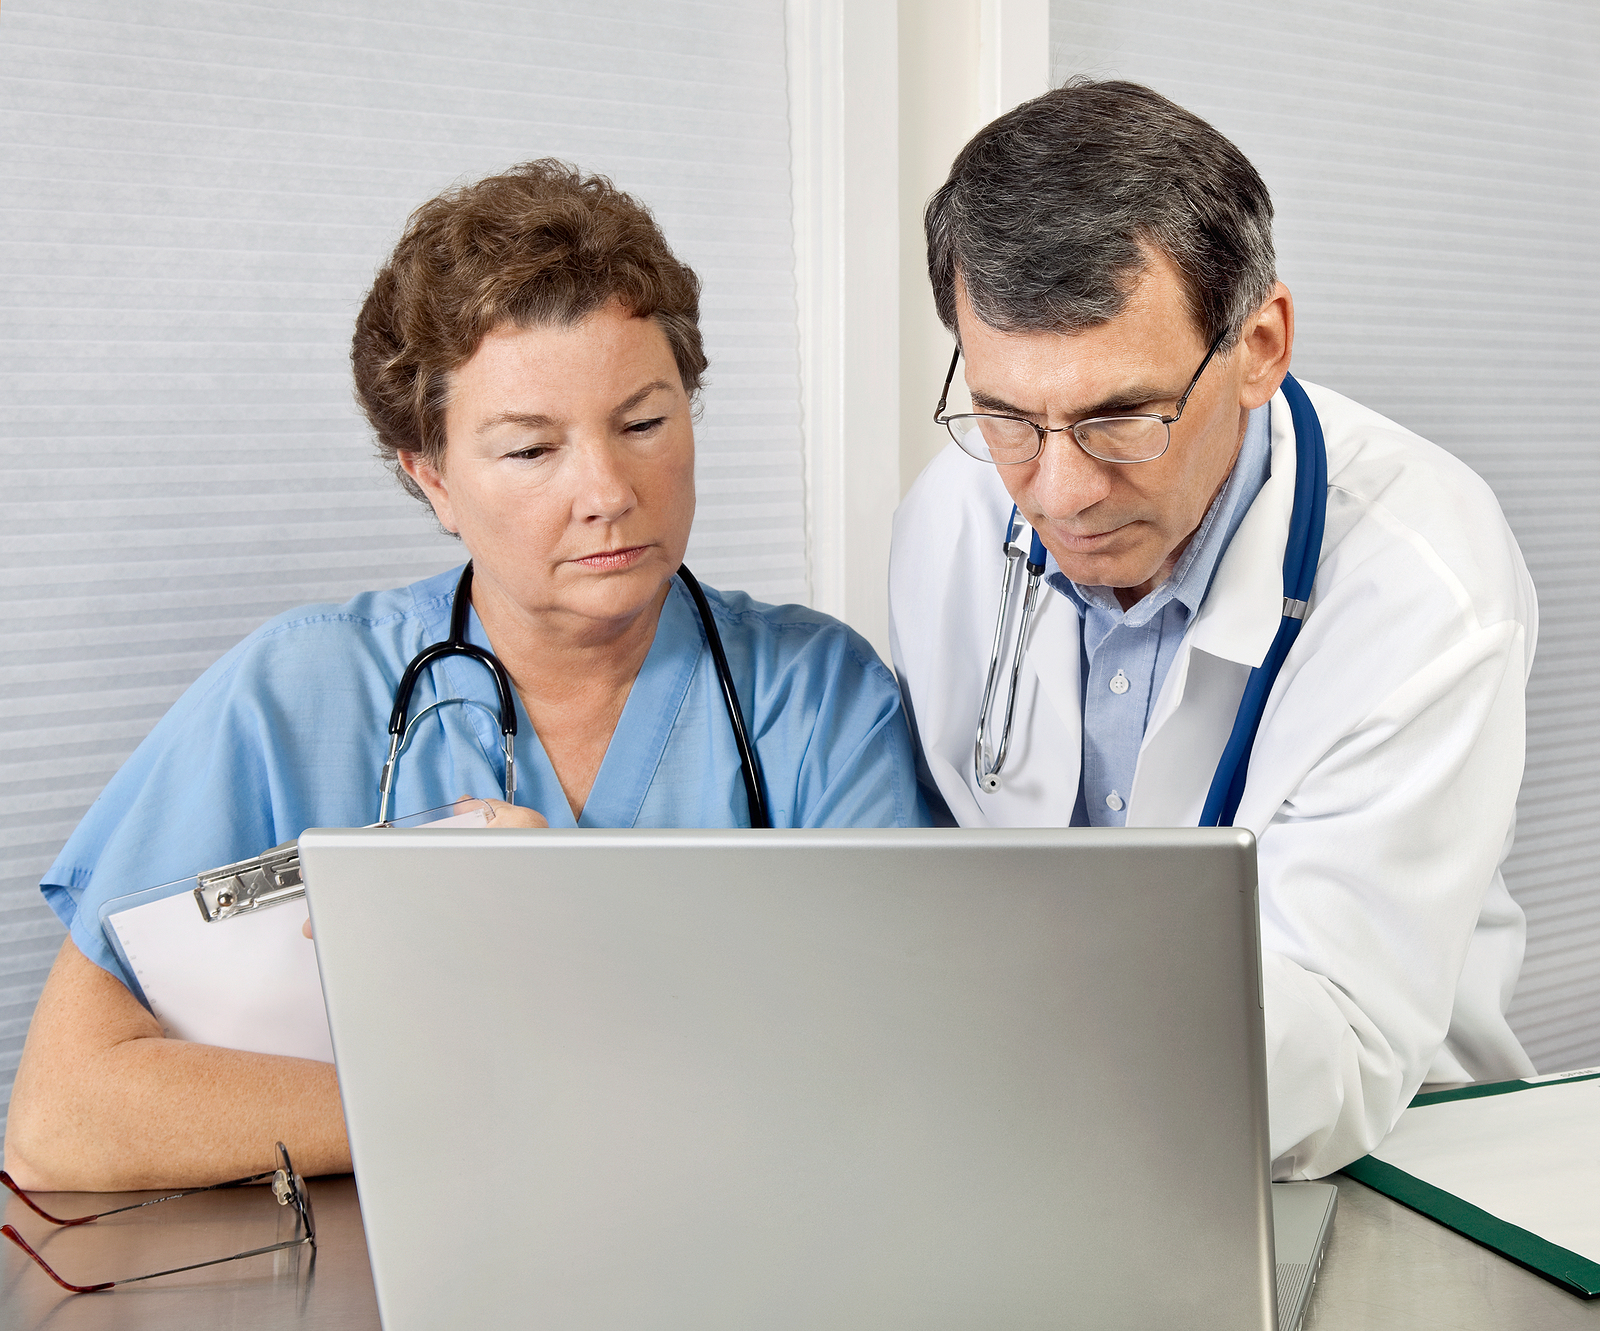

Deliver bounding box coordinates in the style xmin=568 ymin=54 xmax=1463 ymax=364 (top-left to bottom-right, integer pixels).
xmin=1342 ymin=1069 xmax=1600 ymax=1298
xmin=98 ymin=802 xmax=492 ymax=1064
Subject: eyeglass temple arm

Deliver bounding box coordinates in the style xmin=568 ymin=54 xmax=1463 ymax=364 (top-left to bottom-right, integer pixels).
xmin=1 ymin=1224 xmax=113 ymax=1292
xmin=1 ymin=1222 xmax=312 ymax=1295
xmin=1169 ymin=330 xmax=1229 ymax=420
xmin=933 ymin=345 xmax=961 ymax=421
xmin=0 ymin=1167 xmax=275 ymax=1227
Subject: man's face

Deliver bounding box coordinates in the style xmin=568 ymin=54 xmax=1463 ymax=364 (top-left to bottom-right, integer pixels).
xmin=954 ymin=248 xmax=1277 ymax=602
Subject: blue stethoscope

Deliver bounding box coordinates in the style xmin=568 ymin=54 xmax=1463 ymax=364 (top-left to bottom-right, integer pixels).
xmin=975 ymin=374 xmax=1328 ymax=828
xmin=376 ymin=562 xmax=770 ymax=828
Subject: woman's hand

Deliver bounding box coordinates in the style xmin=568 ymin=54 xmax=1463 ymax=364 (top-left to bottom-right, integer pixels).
xmin=477 ymin=798 xmax=548 ymax=828
xmin=447 ymin=794 xmax=548 ymax=828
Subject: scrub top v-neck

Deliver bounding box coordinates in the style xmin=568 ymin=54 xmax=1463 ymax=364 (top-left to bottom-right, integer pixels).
xmin=438 ymin=577 xmax=726 ymax=830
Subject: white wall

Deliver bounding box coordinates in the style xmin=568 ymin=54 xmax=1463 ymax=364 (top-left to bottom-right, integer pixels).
xmin=0 ymin=0 xmax=806 ymax=1131
xmin=786 ymin=0 xmax=900 ymax=660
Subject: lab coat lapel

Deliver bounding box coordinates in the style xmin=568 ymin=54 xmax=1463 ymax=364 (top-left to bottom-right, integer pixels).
xmin=1001 ymin=587 xmax=1084 ymax=824
xmin=1026 ymin=586 xmax=1082 ymax=742
xmin=1127 ymin=391 xmax=1297 ymax=826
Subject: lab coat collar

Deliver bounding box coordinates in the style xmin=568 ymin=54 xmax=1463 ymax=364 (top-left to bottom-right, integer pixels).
xmin=1180 ymin=389 xmax=1297 ymax=670
xmin=1022 ymin=584 xmax=1083 ymax=760
xmin=1133 ymin=388 xmax=1296 ymax=809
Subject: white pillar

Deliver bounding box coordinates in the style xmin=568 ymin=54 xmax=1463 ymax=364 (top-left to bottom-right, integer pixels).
xmin=788 ymin=0 xmax=901 ymax=660
xmin=979 ymin=0 xmax=1052 ymax=122
xmin=898 ymin=0 xmax=1052 ymax=498
xmin=789 ymin=0 xmax=1050 ymax=656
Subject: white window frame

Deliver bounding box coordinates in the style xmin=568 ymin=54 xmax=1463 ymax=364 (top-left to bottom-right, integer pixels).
xmin=786 ymin=0 xmax=1050 ymax=661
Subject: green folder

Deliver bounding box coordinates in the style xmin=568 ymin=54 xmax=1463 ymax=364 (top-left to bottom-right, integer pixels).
xmin=1341 ymin=1071 xmax=1600 ymax=1299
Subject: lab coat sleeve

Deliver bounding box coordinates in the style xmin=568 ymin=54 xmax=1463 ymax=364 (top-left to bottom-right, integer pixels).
xmin=1255 ymin=615 xmax=1530 ymax=1179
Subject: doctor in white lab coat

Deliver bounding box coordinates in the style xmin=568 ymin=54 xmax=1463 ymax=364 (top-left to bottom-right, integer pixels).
xmin=890 ymin=81 xmax=1537 ymax=1179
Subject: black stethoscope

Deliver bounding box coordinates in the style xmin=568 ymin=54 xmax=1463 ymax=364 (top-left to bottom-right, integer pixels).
xmin=976 ymin=373 xmax=1328 ymax=828
xmin=377 ymin=562 xmax=770 ymax=828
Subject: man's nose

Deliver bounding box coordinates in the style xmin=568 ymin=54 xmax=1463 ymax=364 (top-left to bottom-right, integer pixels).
xmin=1026 ymin=428 xmax=1115 ymax=519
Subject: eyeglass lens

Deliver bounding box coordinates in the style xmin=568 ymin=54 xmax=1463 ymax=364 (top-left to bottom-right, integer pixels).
xmin=945 ymin=413 xmax=1169 ymax=465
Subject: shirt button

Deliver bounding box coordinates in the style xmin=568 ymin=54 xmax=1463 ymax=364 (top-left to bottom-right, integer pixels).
xmin=1109 ymin=669 xmax=1130 ymax=695
xmin=1105 ymin=791 xmax=1124 ymax=811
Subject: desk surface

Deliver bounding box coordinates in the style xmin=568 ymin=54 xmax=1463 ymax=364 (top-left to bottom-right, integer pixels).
xmin=4 ymin=1173 xmax=1597 ymax=1328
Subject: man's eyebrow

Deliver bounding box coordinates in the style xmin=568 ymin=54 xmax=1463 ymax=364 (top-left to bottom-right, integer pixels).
xmin=474 ymin=381 xmax=676 ymax=436
xmin=968 ymin=383 xmax=1173 ymax=421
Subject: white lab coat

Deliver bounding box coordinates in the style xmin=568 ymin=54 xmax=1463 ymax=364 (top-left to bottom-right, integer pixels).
xmin=889 ymin=379 xmax=1537 ymax=1180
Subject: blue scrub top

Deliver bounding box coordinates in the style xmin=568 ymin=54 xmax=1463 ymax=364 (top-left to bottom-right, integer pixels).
xmin=44 ymin=567 xmax=927 ymax=986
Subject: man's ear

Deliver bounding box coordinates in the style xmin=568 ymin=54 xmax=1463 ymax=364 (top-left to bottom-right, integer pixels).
xmin=397 ymin=450 xmax=457 ymax=533
xmin=1237 ymin=282 xmax=1295 ymax=411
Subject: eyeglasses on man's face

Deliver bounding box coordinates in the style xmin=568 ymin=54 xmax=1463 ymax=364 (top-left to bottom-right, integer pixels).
xmin=0 ymin=1141 xmax=315 ymax=1294
xmin=934 ymin=330 xmax=1228 ymax=466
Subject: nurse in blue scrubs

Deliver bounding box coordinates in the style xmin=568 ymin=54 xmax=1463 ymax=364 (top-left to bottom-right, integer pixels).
xmin=6 ymin=160 xmax=924 ymax=1194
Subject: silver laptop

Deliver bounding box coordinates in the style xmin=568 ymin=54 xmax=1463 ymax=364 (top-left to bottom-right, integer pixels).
xmin=300 ymin=827 xmax=1333 ymax=1330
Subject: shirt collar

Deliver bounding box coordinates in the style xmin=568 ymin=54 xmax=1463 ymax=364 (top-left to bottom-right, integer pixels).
xmin=1046 ymin=401 xmax=1273 ymax=626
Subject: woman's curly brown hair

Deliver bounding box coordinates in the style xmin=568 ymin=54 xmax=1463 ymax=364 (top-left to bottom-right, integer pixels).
xmin=352 ymin=159 xmax=707 ymax=502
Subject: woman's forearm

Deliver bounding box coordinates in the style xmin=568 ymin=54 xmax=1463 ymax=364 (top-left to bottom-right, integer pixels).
xmin=4 ymin=939 xmax=350 ymax=1192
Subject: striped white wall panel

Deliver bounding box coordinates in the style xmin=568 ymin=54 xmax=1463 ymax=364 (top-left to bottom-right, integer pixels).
xmin=1051 ymin=0 xmax=1600 ymax=1071
xmin=0 ymin=0 xmax=802 ymax=1130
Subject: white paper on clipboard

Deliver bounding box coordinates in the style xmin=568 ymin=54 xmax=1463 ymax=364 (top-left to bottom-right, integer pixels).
xmin=105 ymin=886 xmax=334 ymax=1061
xmin=99 ymin=803 xmax=491 ymax=1063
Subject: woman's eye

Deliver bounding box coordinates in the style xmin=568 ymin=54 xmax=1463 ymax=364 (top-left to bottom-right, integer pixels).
xmin=624 ymin=416 xmax=667 ymax=435
xmin=506 ymin=444 xmax=554 ymax=461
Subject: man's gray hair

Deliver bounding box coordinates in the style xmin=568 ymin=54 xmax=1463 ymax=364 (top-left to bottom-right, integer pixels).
xmin=926 ymin=80 xmax=1276 ymax=350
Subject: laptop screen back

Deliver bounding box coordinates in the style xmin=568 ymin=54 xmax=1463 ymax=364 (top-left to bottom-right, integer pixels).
xmin=301 ymin=826 xmax=1274 ymax=1331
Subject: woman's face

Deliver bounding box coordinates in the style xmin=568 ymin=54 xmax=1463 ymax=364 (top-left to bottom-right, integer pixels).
xmin=401 ymin=301 xmax=697 ymax=637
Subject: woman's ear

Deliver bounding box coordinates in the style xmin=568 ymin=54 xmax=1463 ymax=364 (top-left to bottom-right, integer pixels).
xmin=397 ymin=451 xmax=458 ymax=533
xmin=1237 ymin=282 xmax=1295 ymax=411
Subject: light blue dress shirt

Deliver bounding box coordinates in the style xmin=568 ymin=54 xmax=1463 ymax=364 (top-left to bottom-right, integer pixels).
xmin=1050 ymin=403 xmax=1273 ymax=826
xmin=45 ymin=566 xmax=926 ymax=986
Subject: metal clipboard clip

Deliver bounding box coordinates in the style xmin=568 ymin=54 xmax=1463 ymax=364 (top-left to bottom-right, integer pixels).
xmin=194 ymin=842 xmax=303 ymax=923
xmin=189 ymin=798 xmax=497 ymax=923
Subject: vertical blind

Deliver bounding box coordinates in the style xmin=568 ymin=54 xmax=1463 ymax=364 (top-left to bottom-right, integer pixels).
xmin=0 ymin=0 xmax=803 ymax=1130
xmin=1052 ymin=0 xmax=1600 ymax=1071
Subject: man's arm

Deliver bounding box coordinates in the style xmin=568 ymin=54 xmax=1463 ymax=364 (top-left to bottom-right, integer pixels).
xmin=4 ymin=938 xmax=351 ymax=1192
xmin=1256 ymin=618 xmax=1531 ymax=1179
